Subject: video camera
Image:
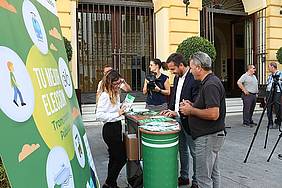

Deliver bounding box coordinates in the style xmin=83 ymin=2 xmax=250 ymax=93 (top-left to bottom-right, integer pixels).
xmin=272 ymin=74 xmax=280 ymax=82
xmin=146 ymin=73 xmax=160 ymax=91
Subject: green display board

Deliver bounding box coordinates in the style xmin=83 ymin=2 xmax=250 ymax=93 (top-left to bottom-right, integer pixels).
xmin=0 ymin=0 xmax=100 ymax=187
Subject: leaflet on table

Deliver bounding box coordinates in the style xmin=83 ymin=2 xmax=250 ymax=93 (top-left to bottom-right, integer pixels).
xmin=139 ymin=122 xmax=180 ymax=132
xmin=121 ymin=94 xmax=135 ymax=112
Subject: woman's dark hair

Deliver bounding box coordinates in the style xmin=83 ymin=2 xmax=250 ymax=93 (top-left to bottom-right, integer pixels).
xmin=151 ymin=58 xmax=162 ymax=69
xmin=105 ymin=69 xmax=121 ymax=84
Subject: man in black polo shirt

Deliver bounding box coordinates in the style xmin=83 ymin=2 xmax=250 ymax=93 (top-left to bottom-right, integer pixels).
xmin=180 ymin=51 xmax=226 ymax=188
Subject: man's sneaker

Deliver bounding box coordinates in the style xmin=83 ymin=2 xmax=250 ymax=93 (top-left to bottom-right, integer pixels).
xmin=178 ymin=177 xmax=190 ymax=186
xmin=268 ymin=124 xmax=277 ymax=129
xmin=250 ymin=121 xmax=257 ymax=126
xmin=242 ymin=123 xmax=250 ymax=127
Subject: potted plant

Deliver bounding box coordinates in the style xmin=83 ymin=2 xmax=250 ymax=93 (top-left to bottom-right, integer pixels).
xmin=176 ymin=36 xmax=216 ymax=63
xmin=276 ymin=47 xmax=282 ymax=64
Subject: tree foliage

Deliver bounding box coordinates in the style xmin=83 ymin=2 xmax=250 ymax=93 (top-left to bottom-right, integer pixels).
xmin=276 ymin=47 xmax=282 ymax=64
xmin=63 ymin=36 xmax=73 ymax=62
xmin=176 ymin=36 xmax=216 ymax=63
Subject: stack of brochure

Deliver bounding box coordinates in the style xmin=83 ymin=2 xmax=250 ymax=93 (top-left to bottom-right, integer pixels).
xmin=139 ymin=121 xmax=180 ymax=132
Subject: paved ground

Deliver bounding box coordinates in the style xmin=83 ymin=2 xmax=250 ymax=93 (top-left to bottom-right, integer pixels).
xmin=85 ymin=112 xmax=282 ymax=188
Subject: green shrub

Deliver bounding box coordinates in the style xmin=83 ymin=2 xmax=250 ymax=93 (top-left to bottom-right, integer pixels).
xmin=176 ymin=36 xmax=216 ymax=63
xmin=63 ymin=36 xmax=73 ymax=62
xmin=276 ymin=47 xmax=282 ymax=64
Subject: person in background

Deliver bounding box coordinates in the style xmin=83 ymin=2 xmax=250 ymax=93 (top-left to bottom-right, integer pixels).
xmin=96 ymin=70 xmax=127 ymax=188
xmin=237 ymin=65 xmax=258 ymax=127
xmin=97 ymin=65 xmax=131 ymax=93
xmin=143 ymin=58 xmax=170 ymax=111
xmin=180 ymin=51 xmax=226 ymax=188
xmin=266 ymin=62 xmax=282 ymax=129
xmin=161 ymin=53 xmax=199 ymax=188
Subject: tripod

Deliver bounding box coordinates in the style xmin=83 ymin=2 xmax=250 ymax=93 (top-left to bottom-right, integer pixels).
xmin=244 ymin=76 xmax=282 ymax=163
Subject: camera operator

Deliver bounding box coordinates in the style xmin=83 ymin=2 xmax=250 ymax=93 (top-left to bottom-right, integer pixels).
xmin=143 ymin=59 xmax=170 ymax=111
xmin=266 ymin=62 xmax=282 ymax=129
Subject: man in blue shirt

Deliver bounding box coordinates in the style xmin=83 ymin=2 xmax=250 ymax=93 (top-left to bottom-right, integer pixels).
xmin=266 ymin=62 xmax=282 ymax=129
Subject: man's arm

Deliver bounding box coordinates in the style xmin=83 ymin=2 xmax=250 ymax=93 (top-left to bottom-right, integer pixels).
xmin=237 ymin=76 xmax=249 ymax=95
xmin=179 ymin=101 xmax=219 ymax=120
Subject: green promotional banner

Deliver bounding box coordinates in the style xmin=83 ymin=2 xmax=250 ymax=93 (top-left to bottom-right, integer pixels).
xmin=0 ymin=0 xmax=100 ymax=187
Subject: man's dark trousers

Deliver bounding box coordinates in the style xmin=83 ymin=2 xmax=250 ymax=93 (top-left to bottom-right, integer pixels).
xmin=266 ymin=91 xmax=281 ymax=125
xmin=242 ymin=93 xmax=256 ymax=125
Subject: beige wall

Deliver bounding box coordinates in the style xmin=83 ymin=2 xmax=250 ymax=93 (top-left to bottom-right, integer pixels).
xmin=56 ymin=0 xmax=78 ymax=88
xmin=266 ymin=0 xmax=282 ymax=68
xmin=242 ymin=0 xmax=267 ymax=14
xmin=153 ymin=0 xmax=201 ymax=60
xmin=154 ymin=0 xmax=282 ymax=72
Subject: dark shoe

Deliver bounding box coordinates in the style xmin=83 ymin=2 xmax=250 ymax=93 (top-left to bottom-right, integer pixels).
xmin=268 ymin=124 xmax=277 ymax=129
xmin=250 ymin=121 xmax=257 ymax=126
xmin=178 ymin=177 xmax=190 ymax=186
xmin=21 ymin=102 xmax=26 ymax=106
xmin=242 ymin=123 xmax=250 ymax=127
xmin=191 ymin=183 xmax=199 ymax=188
xmin=13 ymin=100 xmax=18 ymax=107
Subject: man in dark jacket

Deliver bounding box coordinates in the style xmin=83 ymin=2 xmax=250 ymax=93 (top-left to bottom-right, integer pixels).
xmin=161 ymin=53 xmax=200 ymax=188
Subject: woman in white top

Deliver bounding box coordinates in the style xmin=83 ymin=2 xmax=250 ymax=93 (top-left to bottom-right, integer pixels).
xmin=96 ymin=70 xmax=126 ymax=188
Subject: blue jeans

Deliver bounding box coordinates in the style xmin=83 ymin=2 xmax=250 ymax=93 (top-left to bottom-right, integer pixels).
xmin=194 ymin=131 xmax=225 ymax=188
xmin=177 ymin=117 xmax=197 ymax=185
xmin=13 ymin=86 xmax=24 ymax=103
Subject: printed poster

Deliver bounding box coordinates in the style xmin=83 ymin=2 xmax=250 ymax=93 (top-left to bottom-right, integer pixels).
xmin=0 ymin=0 xmax=100 ymax=187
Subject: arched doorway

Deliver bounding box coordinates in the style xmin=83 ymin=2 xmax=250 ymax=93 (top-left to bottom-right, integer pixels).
xmin=200 ymin=0 xmax=266 ymax=97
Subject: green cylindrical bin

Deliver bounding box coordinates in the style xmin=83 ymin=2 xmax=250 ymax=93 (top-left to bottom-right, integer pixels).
xmin=140 ymin=129 xmax=179 ymax=188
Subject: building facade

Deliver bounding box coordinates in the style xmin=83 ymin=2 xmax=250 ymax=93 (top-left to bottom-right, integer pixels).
xmin=57 ymin=0 xmax=282 ymax=98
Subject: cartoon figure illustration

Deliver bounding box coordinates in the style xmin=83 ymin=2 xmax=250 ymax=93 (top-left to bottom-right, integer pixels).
xmin=54 ymin=164 xmax=71 ymax=187
xmin=7 ymin=61 xmax=26 ymax=107
xmin=75 ymin=134 xmax=83 ymax=158
xmin=62 ymin=69 xmax=71 ymax=87
xmin=30 ymin=11 xmax=43 ymax=42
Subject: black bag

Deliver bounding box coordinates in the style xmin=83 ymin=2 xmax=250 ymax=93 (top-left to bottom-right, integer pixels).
xmin=126 ymin=161 xmax=143 ymax=188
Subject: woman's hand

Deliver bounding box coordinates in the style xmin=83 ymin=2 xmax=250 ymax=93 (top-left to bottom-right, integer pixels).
xmin=118 ymin=106 xmax=126 ymax=116
xmin=154 ymin=85 xmax=161 ymax=92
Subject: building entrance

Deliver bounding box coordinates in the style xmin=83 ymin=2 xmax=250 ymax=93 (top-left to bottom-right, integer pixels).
xmin=77 ymin=0 xmax=154 ymax=93
xmin=201 ymin=0 xmax=266 ymax=97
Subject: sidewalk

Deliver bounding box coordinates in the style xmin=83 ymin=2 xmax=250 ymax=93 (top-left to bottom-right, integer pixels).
xmin=85 ymin=112 xmax=282 ymax=188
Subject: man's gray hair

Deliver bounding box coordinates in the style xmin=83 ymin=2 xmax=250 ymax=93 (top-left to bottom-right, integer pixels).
xmin=190 ymin=51 xmax=212 ymax=70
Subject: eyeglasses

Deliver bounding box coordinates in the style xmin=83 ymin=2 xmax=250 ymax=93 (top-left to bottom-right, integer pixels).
xmin=112 ymin=80 xmax=121 ymax=86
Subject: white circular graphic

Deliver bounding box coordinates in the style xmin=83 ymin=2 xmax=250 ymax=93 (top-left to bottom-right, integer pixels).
xmin=72 ymin=124 xmax=86 ymax=168
xmin=0 ymin=46 xmax=35 ymax=122
xmin=58 ymin=57 xmax=73 ymax=98
xmin=46 ymin=147 xmax=75 ymax=188
xmin=22 ymin=0 xmax=48 ymax=55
